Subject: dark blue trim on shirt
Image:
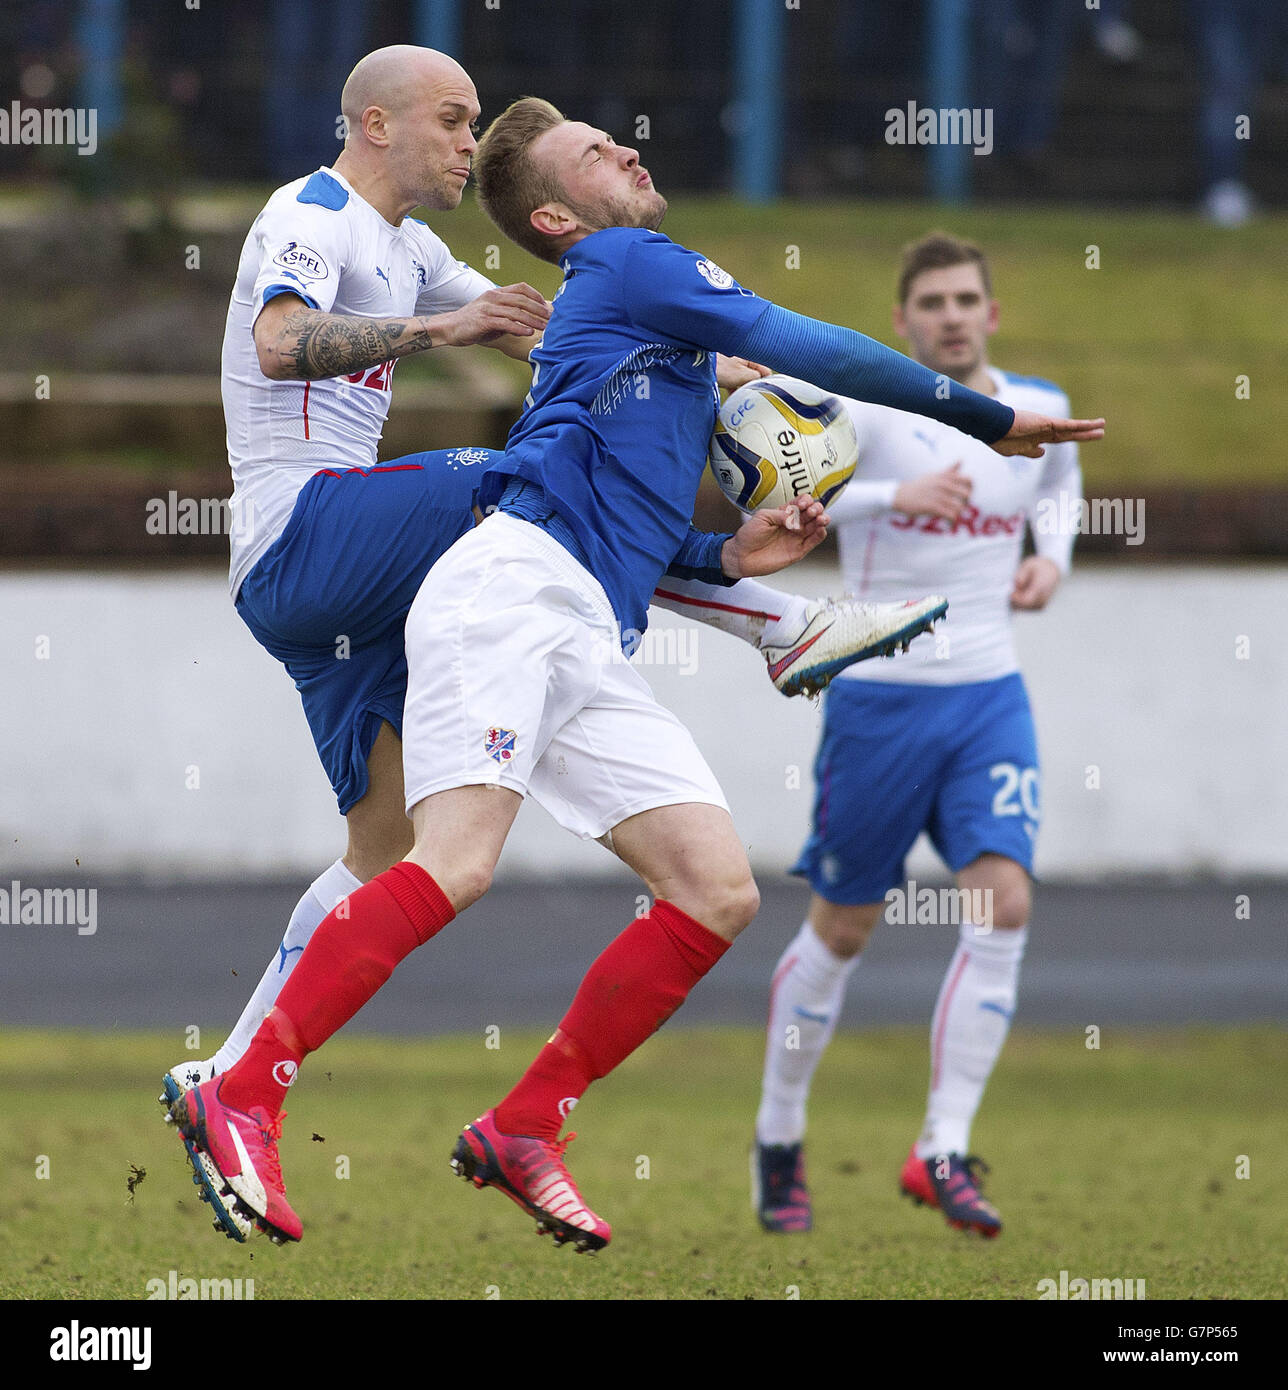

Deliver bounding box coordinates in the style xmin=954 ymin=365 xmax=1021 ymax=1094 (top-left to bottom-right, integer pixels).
xmin=497 ymin=477 xmax=593 ymax=571
xmin=665 ymin=527 xmax=736 ymax=586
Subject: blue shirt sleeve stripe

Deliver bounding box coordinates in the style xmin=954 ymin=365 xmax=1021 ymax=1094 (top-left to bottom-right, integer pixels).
xmin=261 ymin=283 xmax=319 ymax=311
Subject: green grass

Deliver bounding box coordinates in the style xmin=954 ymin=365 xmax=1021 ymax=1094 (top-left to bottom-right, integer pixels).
xmin=2 ymin=1026 xmax=1284 ymax=1300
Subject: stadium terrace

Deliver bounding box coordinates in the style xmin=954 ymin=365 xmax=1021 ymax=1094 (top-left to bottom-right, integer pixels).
xmin=0 ymin=101 xmax=98 ymax=156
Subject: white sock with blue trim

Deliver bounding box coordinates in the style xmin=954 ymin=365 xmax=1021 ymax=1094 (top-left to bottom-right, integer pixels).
xmin=210 ymin=858 xmax=361 ymax=1073
xmin=756 ymin=920 xmax=860 ymax=1146
xmin=916 ymin=921 xmax=1027 ymax=1159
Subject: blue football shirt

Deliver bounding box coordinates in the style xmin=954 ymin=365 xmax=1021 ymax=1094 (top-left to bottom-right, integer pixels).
xmin=479 ymin=228 xmax=770 ymax=642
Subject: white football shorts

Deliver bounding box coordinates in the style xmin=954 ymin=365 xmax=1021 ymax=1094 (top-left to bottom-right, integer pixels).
xmin=401 ymin=511 xmax=728 ymax=839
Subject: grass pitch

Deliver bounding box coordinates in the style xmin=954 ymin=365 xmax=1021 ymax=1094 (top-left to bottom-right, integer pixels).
xmin=1 ymin=1026 xmax=1283 ymax=1301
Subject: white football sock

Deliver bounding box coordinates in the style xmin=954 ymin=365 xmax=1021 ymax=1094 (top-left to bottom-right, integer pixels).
xmin=210 ymin=858 xmax=361 ymax=1073
xmin=756 ymin=920 xmax=860 ymax=1146
xmin=650 ymin=576 xmax=810 ymax=649
xmin=915 ymin=921 xmax=1028 ymax=1159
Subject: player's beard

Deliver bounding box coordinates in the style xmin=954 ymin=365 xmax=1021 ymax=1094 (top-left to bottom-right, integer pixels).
xmin=395 ymin=143 xmax=469 ymax=212
xmin=565 ymin=186 xmax=668 ymax=234
xmin=417 ymin=168 xmax=468 ymax=212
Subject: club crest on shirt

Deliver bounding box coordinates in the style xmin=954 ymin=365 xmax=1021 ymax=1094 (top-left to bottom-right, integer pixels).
xmin=445 ymin=447 xmax=492 ymax=469
xmin=695 ymin=257 xmax=734 ymax=289
xmin=272 ymin=241 xmax=329 ymax=280
xmin=695 ymin=257 xmax=752 ymax=296
xmin=484 ymin=727 xmax=517 ymax=763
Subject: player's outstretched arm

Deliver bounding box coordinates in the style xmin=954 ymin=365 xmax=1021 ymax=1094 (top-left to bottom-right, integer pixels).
xmin=730 ymin=304 xmax=1106 ymax=453
xmin=620 ymin=237 xmax=1105 ymax=450
xmin=253 ymin=284 xmax=549 ymax=381
xmin=992 ymin=409 xmax=1104 ymax=459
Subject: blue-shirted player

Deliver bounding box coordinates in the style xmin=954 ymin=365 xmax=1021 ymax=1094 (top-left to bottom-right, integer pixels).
xmin=162 ymin=45 xmax=964 ymax=1195
xmin=753 ymin=233 xmax=1084 ymax=1239
xmin=166 ymin=100 xmax=1102 ymax=1251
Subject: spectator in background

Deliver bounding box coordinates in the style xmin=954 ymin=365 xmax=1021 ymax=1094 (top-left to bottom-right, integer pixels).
xmin=1090 ymin=0 xmax=1143 ymax=66
xmin=1190 ymin=0 xmax=1275 ymax=227
xmin=973 ymin=0 xmax=1077 ymax=190
xmin=267 ymin=0 xmax=370 ymax=178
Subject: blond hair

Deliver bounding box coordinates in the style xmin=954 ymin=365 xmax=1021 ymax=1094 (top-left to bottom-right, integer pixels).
xmin=473 ymin=97 xmax=568 ymax=263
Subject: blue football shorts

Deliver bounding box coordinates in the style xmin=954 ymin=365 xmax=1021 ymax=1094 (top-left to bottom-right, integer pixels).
xmin=234 ymin=448 xmax=502 ymax=814
xmin=792 ymin=672 xmax=1040 ymax=905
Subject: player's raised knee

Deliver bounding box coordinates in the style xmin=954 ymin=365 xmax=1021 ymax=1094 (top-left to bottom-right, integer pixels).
xmin=446 ymin=860 xmax=495 ymax=913
xmin=693 ymin=872 xmax=760 ymax=942
xmin=403 ymin=853 xmax=493 ymax=914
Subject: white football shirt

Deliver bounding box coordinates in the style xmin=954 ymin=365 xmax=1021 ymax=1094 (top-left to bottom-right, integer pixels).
xmin=827 ymin=368 xmax=1081 ymax=685
xmin=222 ymin=166 xmax=496 ymax=595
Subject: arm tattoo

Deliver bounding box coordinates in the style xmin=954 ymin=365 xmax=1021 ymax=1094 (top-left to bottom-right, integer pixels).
xmin=281 ymin=309 xmax=428 ymax=380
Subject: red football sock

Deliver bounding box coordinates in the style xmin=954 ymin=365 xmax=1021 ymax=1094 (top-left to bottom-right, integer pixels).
xmin=219 ymin=862 xmax=454 ymax=1115
xmin=495 ymin=899 xmax=731 ymax=1139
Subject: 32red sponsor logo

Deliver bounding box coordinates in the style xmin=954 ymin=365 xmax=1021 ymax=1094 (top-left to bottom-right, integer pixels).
xmin=890 ymin=505 xmax=1024 ymax=538
xmin=345 ymin=359 xmax=396 ymax=391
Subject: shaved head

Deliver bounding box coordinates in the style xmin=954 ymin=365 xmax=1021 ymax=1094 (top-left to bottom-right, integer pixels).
xmin=340 ymin=45 xmax=471 ymax=133
xmin=332 ymin=45 xmax=481 ymax=220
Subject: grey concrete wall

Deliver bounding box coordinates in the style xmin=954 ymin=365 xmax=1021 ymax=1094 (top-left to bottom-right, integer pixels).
xmin=2 ymin=562 xmax=1283 ymax=880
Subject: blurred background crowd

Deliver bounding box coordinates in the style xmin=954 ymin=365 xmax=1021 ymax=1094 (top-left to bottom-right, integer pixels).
xmin=3 ymin=0 xmax=1286 ymax=224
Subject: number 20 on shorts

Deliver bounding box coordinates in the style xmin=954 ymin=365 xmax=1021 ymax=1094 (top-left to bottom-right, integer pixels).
xmin=989 ymin=761 xmax=1039 ymax=822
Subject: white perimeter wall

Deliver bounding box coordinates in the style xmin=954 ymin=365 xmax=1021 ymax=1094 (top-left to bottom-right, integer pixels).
xmin=2 ymin=563 xmax=1284 ymax=880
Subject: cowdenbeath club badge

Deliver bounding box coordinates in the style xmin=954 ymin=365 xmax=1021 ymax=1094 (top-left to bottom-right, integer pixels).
xmin=484 ymin=727 xmax=517 ymax=764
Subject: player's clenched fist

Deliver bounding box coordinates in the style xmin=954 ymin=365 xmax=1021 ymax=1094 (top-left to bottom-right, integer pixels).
xmin=1009 ymin=555 xmax=1062 ymax=610
xmin=439 ymin=283 xmax=550 ymax=346
xmin=894 ymin=461 xmax=972 ymax=522
xmin=992 ymin=410 xmax=1105 ymax=459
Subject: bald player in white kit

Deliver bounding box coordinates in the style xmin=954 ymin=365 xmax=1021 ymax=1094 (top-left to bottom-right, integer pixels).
xmin=163 ymin=48 xmax=953 ymax=1232
xmin=753 ymin=232 xmax=1084 ymax=1238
